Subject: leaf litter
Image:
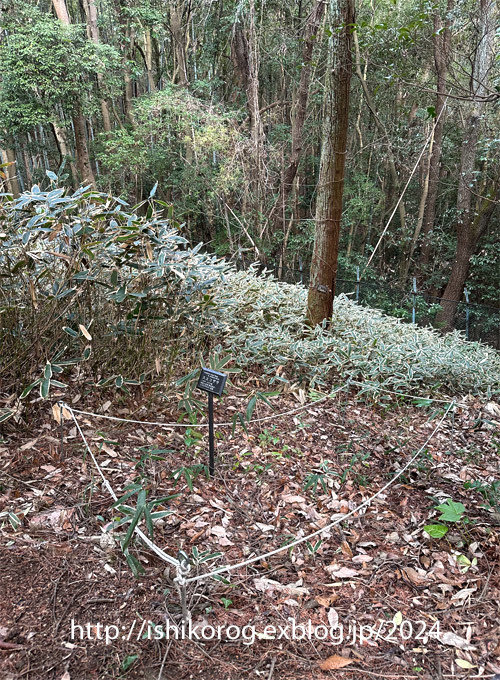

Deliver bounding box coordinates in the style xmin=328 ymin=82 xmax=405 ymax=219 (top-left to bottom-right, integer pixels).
xmin=1 ymin=383 xmax=499 ymax=679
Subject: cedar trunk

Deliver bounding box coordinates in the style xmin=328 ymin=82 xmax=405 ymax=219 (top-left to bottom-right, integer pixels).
xmin=307 ymin=0 xmax=354 ymax=325
xmin=51 ymin=0 xmax=96 ymax=186
xmin=435 ymin=0 xmax=497 ymax=331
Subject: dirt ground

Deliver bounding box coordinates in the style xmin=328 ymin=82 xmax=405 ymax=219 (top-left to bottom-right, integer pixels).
xmin=1 ymin=384 xmax=500 ymax=679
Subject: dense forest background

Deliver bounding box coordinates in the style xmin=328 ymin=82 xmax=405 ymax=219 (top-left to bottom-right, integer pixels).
xmin=0 ymin=0 xmax=498 ymax=335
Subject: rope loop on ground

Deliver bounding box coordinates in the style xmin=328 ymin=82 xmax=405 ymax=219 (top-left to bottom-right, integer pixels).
xmin=183 ymin=400 xmax=455 ymax=585
xmin=64 ymin=403 xmax=181 ymax=569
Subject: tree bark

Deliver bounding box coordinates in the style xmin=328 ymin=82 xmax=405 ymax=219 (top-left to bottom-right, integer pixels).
xmin=420 ymin=0 xmax=453 ymax=266
xmin=82 ymin=0 xmax=112 ymax=133
xmin=51 ymin=0 xmax=71 ymax=24
xmin=51 ymin=121 xmax=78 ymax=185
xmin=436 ymin=0 xmax=497 ymax=331
xmin=51 ymin=0 xmax=96 ymax=186
xmin=170 ymin=1 xmax=189 ymax=86
xmin=271 ymin=0 xmax=326 ymax=254
xmin=144 ymin=27 xmax=157 ymax=92
xmin=1 ymin=143 xmax=20 ymax=197
xmin=307 ymin=0 xmax=354 ymax=325
xmin=246 ymin=0 xmax=265 ymax=237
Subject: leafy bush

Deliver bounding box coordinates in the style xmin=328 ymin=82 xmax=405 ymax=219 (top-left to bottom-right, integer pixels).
xmin=0 ymin=180 xmax=228 ymax=406
xmin=213 ymin=269 xmax=500 ymax=395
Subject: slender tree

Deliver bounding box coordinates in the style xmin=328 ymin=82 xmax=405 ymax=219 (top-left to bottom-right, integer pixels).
xmin=271 ymin=0 xmax=326 ymax=259
xmin=420 ymin=0 xmax=453 ymax=267
xmin=436 ymin=0 xmax=498 ymax=330
xmin=307 ymin=0 xmax=354 ymax=325
xmin=51 ymin=0 xmax=96 ymax=186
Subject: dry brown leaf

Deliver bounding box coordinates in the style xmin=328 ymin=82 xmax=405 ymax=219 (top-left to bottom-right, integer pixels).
xmin=78 ymin=324 xmax=92 ymax=341
xmin=316 ymin=594 xmax=338 ymax=607
xmin=101 ymin=443 xmax=118 ymax=458
xmin=318 ymin=654 xmax=354 ymax=671
xmin=340 ymin=540 xmax=353 ymax=558
xmin=325 ymin=566 xmax=359 ymax=578
xmin=402 ymin=566 xmax=430 ymax=586
xmin=281 ymin=494 xmax=306 ymax=504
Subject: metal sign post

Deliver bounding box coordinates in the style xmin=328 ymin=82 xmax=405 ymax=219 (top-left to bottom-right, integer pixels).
xmin=196 ymin=368 xmax=227 ymax=477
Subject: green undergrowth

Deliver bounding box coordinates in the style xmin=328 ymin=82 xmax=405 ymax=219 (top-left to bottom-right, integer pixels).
xmin=1 ymin=178 xmax=498 ymax=424
xmin=212 ymin=269 xmax=500 ymax=396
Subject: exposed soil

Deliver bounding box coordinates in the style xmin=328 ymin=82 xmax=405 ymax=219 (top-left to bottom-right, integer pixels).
xmin=1 ymin=383 xmax=500 ymax=679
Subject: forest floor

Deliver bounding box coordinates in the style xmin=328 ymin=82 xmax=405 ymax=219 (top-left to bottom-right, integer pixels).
xmin=1 ymin=378 xmax=500 ymax=680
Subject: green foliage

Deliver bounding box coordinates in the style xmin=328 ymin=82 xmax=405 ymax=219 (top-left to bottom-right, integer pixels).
xmin=171 ymin=464 xmax=209 ymax=492
xmin=110 ymin=483 xmax=174 ymax=575
xmin=214 ymin=269 xmax=500 ymax=395
xmin=424 ymin=498 xmax=468 ymax=539
xmin=464 ymin=479 xmax=500 ymax=512
xmin=436 ymin=498 xmax=466 ymax=523
xmin=0 ymin=5 xmax=120 ymax=133
xmin=96 ymin=86 xmax=243 ymax=222
xmin=303 ymin=460 xmax=337 ymax=495
xmin=423 ymin=523 xmax=449 ymax=538
xmin=0 ymin=182 xmax=229 ymax=400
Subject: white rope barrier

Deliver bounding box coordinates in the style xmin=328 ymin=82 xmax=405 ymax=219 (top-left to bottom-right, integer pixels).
xmin=68 ymin=391 xmax=336 ymax=428
xmin=65 ymin=403 xmax=181 ymax=569
xmin=184 ymin=401 xmax=455 ymax=585
xmin=64 ymin=380 xmax=462 ymax=431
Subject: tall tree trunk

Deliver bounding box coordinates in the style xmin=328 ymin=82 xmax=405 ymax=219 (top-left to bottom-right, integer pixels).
xmin=271 ymin=0 xmax=326 ymax=255
xmin=437 ymin=191 xmax=497 ymax=328
xmin=144 ymin=27 xmax=157 ymax=92
xmin=353 ymin=30 xmax=406 ymax=236
xmin=170 ymin=1 xmax=189 ymax=86
xmin=0 ymin=143 xmax=20 ymax=197
xmin=114 ymin=0 xmax=137 ymax=127
xmin=420 ymin=0 xmax=453 ymax=266
xmin=307 ymin=0 xmax=354 ymax=325
xmin=246 ymin=0 xmax=265 ymax=237
xmin=82 ymin=0 xmax=112 ymax=132
xmin=51 ymin=0 xmax=71 ymax=24
xmin=401 ymin=122 xmax=434 ymax=282
xmin=72 ymin=105 xmax=96 ymax=185
xmin=51 ymin=0 xmax=96 ymax=186
xmin=51 ymin=122 xmax=78 ymax=185
xmin=436 ymin=0 xmax=497 ymax=331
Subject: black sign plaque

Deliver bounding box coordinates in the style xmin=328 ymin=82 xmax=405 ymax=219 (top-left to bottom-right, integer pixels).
xmin=196 ymin=368 xmax=227 ymax=477
xmin=196 ymin=368 xmax=227 ymax=397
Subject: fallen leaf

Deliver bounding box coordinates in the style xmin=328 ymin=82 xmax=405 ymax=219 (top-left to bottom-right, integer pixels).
xmin=20 ymin=438 xmax=38 ymax=451
xmin=327 ymin=607 xmax=339 ymax=628
xmin=340 ymin=540 xmax=353 ymax=558
xmin=352 ymin=554 xmax=373 ymax=564
xmin=316 ymin=594 xmax=338 ymax=607
xmin=451 ymin=587 xmax=477 ymax=605
xmin=253 ymin=577 xmax=310 ymax=597
xmin=393 ymin=611 xmax=403 ymax=625
xmin=456 ymin=659 xmax=476 ymax=669
xmin=100 ymin=443 xmax=118 ymax=458
xmin=402 ymin=566 xmax=430 ymax=586
xmin=78 ymin=324 xmax=92 ymax=341
xmin=281 ymin=494 xmax=306 ymax=504
xmin=437 ymin=631 xmax=475 ymax=650
xmin=325 ymin=566 xmax=359 ymax=578
xmin=29 ymin=507 xmax=74 ymax=532
xmin=319 ymin=654 xmax=354 ymax=670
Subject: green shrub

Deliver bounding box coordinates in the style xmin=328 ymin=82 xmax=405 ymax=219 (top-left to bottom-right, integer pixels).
xmin=0 ymin=180 xmax=228 ymax=405
xmin=213 ymin=269 xmax=500 ymax=395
